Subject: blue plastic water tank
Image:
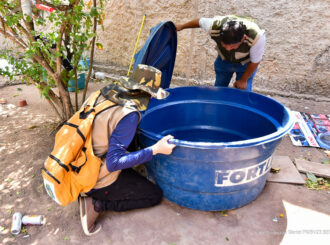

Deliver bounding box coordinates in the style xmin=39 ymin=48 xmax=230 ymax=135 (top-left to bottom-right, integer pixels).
xmin=68 ymin=73 xmax=85 ymax=92
xmin=138 ymin=86 xmax=294 ymax=211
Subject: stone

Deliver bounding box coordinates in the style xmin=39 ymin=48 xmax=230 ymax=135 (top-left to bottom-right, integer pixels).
xmin=294 ymin=158 xmax=330 ymax=178
xmin=267 ymin=155 xmax=305 ymax=184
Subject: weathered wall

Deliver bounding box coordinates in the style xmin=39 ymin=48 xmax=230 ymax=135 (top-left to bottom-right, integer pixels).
xmin=94 ymin=0 xmax=329 ymax=96
xmin=1 ymin=0 xmax=329 ymax=96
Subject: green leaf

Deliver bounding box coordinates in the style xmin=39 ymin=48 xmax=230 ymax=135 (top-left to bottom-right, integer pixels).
xmin=306 ymin=172 xmax=317 ymax=183
xmin=90 ymin=7 xmax=98 ymax=17
xmin=96 ymin=43 xmax=104 ymax=50
xmin=17 ymin=88 xmax=22 ymax=91
xmin=21 ymin=227 xmax=27 ymax=234
xmin=26 ymin=15 xmax=32 ymax=22
xmin=321 ymin=158 xmax=330 ymax=164
xmin=64 ymin=236 xmax=70 ymax=240
xmin=317 ymin=178 xmax=325 ymax=185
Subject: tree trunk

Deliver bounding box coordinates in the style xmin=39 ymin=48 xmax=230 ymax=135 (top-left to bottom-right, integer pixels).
xmin=55 ymin=75 xmax=74 ymax=120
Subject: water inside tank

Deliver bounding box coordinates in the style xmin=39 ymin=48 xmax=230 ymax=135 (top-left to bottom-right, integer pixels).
xmin=141 ymin=102 xmax=277 ymax=143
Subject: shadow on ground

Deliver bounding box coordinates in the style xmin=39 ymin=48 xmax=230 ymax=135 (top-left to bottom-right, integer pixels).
xmin=0 ymin=84 xmax=329 ymax=245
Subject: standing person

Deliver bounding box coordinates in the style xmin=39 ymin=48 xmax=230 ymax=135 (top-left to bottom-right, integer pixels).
xmin=176 ymin=15 xmax=266 ymax=91
xmin=79 ymin=65 xmax=176 ymax=236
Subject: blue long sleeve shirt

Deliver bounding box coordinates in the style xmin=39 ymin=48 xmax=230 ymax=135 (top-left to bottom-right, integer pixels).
xmin=105 ymin=111 xmax=153 ymax=172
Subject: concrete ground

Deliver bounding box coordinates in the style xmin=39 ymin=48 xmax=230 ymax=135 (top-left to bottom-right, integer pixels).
xmin=0 ymin=82 xmax=329 ymax=245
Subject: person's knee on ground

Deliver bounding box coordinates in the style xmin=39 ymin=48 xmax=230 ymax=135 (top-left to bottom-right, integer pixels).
xmin=147 ymin=183 xmax=163 ymax=206
xmin=92 ymin=183 xmax=163 ymax=212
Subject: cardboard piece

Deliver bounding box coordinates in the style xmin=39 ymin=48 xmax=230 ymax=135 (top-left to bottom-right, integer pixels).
xmin=267 ymin=155 xmax=305 ymax=184
xmin=294 ymin=158 xmax=330 ymax=178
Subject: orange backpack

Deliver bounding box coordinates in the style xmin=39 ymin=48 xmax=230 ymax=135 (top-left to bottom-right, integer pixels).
xmin=42 ymin=91 xmax=116 ymax=206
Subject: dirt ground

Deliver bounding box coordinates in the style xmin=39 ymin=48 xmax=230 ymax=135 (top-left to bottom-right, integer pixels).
xmin=0 ymin=82 xmax=329 ymax=245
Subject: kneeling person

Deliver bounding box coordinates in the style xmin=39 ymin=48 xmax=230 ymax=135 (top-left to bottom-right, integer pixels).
xmin=79 ymin=65 xmax=176 ymax=235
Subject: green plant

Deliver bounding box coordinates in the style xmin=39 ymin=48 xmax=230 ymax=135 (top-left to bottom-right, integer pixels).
xmin=305 ymin=172 xmax=330 ymax=190
xmin=0 ymin=0 xmax=106 ymax=121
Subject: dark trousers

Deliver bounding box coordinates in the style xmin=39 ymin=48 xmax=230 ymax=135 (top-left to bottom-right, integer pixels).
xmin=88 ymin=168 xmax=163 ymax=212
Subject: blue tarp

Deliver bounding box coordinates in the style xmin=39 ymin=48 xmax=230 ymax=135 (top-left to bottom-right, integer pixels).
xmin=133 ymin=21 xmax=177 ymax=89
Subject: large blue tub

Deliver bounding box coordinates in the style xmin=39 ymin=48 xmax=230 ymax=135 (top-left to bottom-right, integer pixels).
xmin=138 ymin=86 xmax=294 ymax=211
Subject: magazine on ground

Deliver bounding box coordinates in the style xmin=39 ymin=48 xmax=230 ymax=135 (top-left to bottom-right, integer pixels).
xmin=289 ymin=111 xmax=330 ymax=150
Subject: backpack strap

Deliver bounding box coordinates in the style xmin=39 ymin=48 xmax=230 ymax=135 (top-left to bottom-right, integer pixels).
xmin=79 ymin=108 xmax=95 ymax=119
xmin=80 ymin=90 xmax=118 ymax=118
xmin=93 ymin=91 xmax=118 ymax=115
xmin=69 ymin=147 xmax=87 ymax=173
xmin=64 ymin=122 xmax=86 ymax=142
xmin=79 ymin=91 xmax=102 ymax=119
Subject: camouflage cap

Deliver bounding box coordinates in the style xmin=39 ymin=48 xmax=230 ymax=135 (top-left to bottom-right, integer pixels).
xmin=101 ymin=64 xmax=169 ymax=111
xmin=119 ymin=64 xmax=168 ymax=98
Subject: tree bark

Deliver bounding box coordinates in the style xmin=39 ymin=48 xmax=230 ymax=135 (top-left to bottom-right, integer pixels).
xmin=82 ymin=0 xmax=97 ymax=104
